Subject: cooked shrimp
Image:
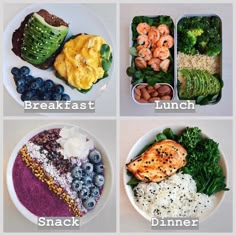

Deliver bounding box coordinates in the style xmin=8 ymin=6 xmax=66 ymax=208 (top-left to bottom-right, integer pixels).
xmin=136 ymin=22 xmax=151 ymax=35
xmin=135 ymin=57 xmax=147 ymax=69
xmin=136 ymin=35 xmax=150 ymax=49
xmin=148 ymin=58 xmax=161 ymax=71
xmin=148 ymin=27 xmax=160 ymax=46
xmin=157 ymin=35 xmax=174 ymax=48
xmin=153 ymin=46 xmax=170 ymax=60
xmin=157 ymin=24 xmax=170 ymax=36
xmin=138 ymin=48 xmax=152 ymax=61
xmin=160 ymin=59 xmax=170 ymax=72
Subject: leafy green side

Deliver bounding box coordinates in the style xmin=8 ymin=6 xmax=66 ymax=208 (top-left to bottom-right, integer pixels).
xmin=127 ymin=15 xmax=174 ymax=86
xmin=181 ymin=138 xmax=229 ymax=196
xmin=178 ymin=127 xmax=201 ymax=152
xmin=126 ymin=126 xmax=229 ymax=196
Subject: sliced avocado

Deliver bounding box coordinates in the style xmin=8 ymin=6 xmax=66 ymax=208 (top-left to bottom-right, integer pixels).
xmin=21 ymin=13 xmax=68 ymax=65
xmin=193 ymin=69 xmax=203 ymax=97
xmin=178 ymin=69 xmax=190 ymax=99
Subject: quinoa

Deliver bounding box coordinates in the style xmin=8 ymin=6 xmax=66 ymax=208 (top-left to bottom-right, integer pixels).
xmin=178 ymin=52 xmax=220 ymax=74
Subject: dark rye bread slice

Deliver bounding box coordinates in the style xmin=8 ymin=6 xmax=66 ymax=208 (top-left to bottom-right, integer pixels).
xmin=12 ymin=9 xmax=69 ymax=70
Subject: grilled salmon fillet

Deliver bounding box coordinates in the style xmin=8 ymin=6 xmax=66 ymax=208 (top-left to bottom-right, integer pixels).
xmin=126 ymin=139 xmax=187 ymax=182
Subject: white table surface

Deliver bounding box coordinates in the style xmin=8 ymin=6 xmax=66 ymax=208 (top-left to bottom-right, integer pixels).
xmin=120 ymin=3 xmax=233 ymax=116
xmin=3 ymin=120 xmax=116 ymax=232
xmin=3 ymin=3 xmax=117 ymax=117
xmin=120 ymin=119 xmax=232 ymax=232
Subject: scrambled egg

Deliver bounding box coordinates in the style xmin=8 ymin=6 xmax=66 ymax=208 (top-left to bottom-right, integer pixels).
xmin=54 ymin=34 xmax=111 ymax=90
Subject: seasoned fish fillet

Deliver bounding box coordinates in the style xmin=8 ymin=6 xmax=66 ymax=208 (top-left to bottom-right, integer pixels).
xmin=126 ymin=139 xmax=187 ymax=182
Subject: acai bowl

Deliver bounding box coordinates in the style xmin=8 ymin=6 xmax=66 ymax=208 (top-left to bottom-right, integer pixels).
xmin=7 ymin=123 xmax=113 ymax=225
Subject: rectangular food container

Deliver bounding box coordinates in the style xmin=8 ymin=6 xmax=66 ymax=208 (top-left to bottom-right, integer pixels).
xmin=128 ymin=15 xmax=175 ymax=105
xmin=175 ymin=14 xmax=222 ymax=105
xmin=128 ymin=14 xmax=223 ymax=106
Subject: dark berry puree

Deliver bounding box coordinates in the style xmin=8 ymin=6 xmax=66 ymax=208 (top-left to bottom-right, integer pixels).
xmin=12 ymin=153 xmax=73 ymax=217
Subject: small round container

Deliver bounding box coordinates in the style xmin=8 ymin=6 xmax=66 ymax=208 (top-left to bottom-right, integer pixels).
xmin=131 ymin=83 xmax=174 ymax=105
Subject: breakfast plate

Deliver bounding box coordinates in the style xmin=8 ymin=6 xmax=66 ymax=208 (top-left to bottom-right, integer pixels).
xmin=124 ymin=126 xmax=228 ymax=223
xmin=3 ymin=4 xmax=114 ymax=106
xmin=7 ymin=123 xmax=113 ymax=225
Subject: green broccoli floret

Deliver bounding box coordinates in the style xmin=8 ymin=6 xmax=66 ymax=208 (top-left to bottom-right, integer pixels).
xmin=178 ymin=127 xmax=201 ymax=151
xmin=186 ymin=31 xmax=197 ymax=46
xmin=189 ymin=28 xmax=204 ymax=37
xmin=196 ymin=34 xmax=209 ymax=53
xmin=205 ymin=42 xmax=221 ymax=56
xmin=200 ymin=17 xmax=211 ymax=29
xmin=210 ymin=16 xmax=221 ymax=30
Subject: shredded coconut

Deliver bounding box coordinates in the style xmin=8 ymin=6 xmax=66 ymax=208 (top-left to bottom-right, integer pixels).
xmin=57 ymin=127 xmax=94 ymax=160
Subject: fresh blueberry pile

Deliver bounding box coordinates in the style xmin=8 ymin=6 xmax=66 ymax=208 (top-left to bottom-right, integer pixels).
xmin=71 ymin=149 xmax=105 ymax=211
xmin=11 ymin=66 xmax=70 ymax=101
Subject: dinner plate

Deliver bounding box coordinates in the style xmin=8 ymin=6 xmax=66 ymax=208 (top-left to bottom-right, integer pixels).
xmin=3 ymin=4 xmax=114 ymax=106
xmin=6 ymin=123 xmax=113 ymax=225
xmin=123 ymin=126 xmax=228 ymax=223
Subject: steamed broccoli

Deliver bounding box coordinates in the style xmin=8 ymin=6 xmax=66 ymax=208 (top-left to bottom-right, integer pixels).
xmin=205 ymin=42 xmax=222 ymax=56
xmin=189 ymin=28 xmax=204 ymax=37
xmin=177 ymin=16 xmax=222 ymax=55
xmin=178 ymin=127 xmax=201 ymax=151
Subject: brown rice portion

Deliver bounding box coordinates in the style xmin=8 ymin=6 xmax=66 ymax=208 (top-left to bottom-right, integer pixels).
xmin=178 ymin=52 xmax=220 ymax=74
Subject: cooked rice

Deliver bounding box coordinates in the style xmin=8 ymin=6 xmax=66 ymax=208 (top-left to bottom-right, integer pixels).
xmin=178 ymin=52 xmax=220 ymax=74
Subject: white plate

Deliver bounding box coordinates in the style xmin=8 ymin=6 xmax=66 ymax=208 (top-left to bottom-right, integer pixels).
xmin=123 ymin=126 xmax=228 ymax=223
xmin=6 ymin=123 xmax=113 ymax=225
xmin=3 ymin=3 xmax=114 ymax=106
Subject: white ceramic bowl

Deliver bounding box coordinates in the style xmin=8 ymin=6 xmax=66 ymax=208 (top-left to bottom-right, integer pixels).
xmin=6 ymin=123 xmax=113 ymax=225
xmin=123 ymin=126 xmax=228 ymax=222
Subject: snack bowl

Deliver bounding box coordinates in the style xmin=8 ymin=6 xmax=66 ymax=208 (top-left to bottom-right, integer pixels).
xmin=6 ymin=123 xmax=113 ymax=226
xmin=131 ymin=83 xmax=174 ymax=105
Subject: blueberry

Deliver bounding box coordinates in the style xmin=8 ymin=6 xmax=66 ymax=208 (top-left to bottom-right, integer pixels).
xmin=78 ymin=186 xmax=90 ymax=200
xmin=21 ymin=91 xmax=34 ymax=101
xmin=71 ymin=166 xmax=83 ymax=179
xmin=35 ymin=77 xmax=43 ymax=86
xmin=82 ymin=162 xmax=94 ymax=174
xmin=15 ymin=78 xmax=25 ymax=87
xmin=52 ymin=92 xmax=62 ymax=101
xmin=88 ymin=149 xmax=102 ymax=164
xmin=90 ymin=186 xmax=100 ymax=197
xmin=11 ymin=67 xmax=20 ymax=76
xmin=24 ymin=75 xmax=34 ymax=85
xmin=16 ymin=85 xmax=27 ymax=94
xmin=30 ymin=81 xmax=40 ymax=90
xmin=61 ymin=94 xmax=70 ymax=101
xmin=20 ymin=66 xmax=30 ymax=76
xmin=41 ymin=92 xmax=52 ymax=100
xmin=94 ymin=164 xmax=104 ymax=174
xmin=53 ymin=84 xmax=64 ymax=94
xmin=83 ymin=197 xmax=96 ymax=210
xmin=81 ymin=175 xmax=93 ymax=186
xmin=31 ymin=95 xmax=39 ymax=101
xmin=93 ymin=174 xmax=105 ymax=187
xmin=44 ymin=80 xmax=54 ymax=89
xmin=21 ymin=94 xmax=26 ymax=102
xmin=71 ymin=179 xmax=83 ymax=192
xmin=13 ymin=74 xmax=22 ymax=83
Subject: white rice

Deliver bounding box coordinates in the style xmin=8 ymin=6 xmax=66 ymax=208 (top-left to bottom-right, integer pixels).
xmin=133 ymin=172 xmax=216 ymax=218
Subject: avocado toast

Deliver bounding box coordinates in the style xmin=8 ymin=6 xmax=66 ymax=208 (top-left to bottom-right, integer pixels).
xmin=12 ymin=9 xmax=69 ymax=69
